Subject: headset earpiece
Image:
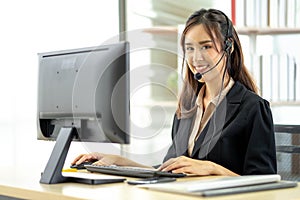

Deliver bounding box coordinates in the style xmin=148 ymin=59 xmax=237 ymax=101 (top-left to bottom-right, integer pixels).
xmin=220 ymin=10 xmax=233 ymax=54
xmin=224 ymin=39 xmax=232 ymax=54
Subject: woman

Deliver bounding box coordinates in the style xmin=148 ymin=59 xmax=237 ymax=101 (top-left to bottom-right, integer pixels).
xmin=72 ymin=8 xmax=277 ymax=176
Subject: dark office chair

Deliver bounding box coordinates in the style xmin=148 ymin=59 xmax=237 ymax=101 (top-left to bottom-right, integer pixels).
xmin=274 ymin=124 xmax=300 ymax=181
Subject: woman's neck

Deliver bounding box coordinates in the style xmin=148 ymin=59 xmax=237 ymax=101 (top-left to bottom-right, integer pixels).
xmin=204 ymin=75 xmax=230 ymax=101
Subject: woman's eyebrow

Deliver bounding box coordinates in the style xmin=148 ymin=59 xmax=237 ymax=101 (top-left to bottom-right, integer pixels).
xmin=185 ymin=40 xmax=212 ymax=45
xmin=198 ymin=40 xmax=212 ymax=45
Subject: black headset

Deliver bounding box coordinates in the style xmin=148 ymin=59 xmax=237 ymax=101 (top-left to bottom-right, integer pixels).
xmin=215 ymin=10 xmax=235 ymax=77
xmin=221 ymin=11 xmax=233 ymax=54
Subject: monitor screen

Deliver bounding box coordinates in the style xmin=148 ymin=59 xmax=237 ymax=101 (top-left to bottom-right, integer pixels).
xmin=37 ymin=41 xmax=130 ymax=184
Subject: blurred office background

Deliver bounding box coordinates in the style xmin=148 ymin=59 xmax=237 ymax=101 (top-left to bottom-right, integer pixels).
xmin=0 ymin=0 xmax=299 ymax=179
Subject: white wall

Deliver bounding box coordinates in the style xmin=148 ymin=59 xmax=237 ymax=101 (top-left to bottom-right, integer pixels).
xmin=0 ymin=0 xmax=120 ymax=170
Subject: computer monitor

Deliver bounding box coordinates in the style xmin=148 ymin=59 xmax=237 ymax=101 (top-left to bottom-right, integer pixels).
xmin=37 ymin=41 xmax=130 ymax=184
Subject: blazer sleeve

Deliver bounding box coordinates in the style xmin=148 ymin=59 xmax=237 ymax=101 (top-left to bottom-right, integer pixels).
xmin=242 ymin=99 xmax=277 ymax=174
xmin=163 ymin=114 xmax=180 ymax=162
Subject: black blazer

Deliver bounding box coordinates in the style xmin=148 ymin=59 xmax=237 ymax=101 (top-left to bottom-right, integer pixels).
xmin=164 ymin=81 xmax=277 ymax=175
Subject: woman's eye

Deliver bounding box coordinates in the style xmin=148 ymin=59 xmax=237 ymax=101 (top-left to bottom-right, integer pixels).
xmin=185 ymin=46 xmax=194 ymax=51
xmin=201 ymin=45 xmax=211 ymax=50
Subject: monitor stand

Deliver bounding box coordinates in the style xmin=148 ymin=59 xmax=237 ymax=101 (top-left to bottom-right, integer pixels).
xmin=40 ymin=127 xmax=125 ymax=184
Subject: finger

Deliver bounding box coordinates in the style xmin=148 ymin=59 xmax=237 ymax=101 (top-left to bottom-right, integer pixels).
xmin=93 ymin=160 xmax=110 ymax=166
xmin=158 ymin=158 xmax=177 ymax=171
xmin=159 ymin=156 xmax=189 ymax=171
xmin=71 ymin=154 xmax=85 ymax=165
xmin=162 ymin=161 xmax=190 ymax=172
xmin=171 ymin=167 xmax=191 ymax=174
xmin=76 ymin=154 xmax=95 ymax=165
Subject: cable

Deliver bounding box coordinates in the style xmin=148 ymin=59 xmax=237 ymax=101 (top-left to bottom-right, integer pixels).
xmin=204 ymin=53 xmax=229 ymax=160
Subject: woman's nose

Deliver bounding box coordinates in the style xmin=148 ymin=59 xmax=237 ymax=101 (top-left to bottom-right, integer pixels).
xmin=193 ymin=49 xmax=204 ymax=62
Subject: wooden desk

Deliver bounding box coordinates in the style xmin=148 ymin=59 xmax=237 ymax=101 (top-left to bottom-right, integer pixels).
xmin=0 ymin=166 xmax=299 ymax=200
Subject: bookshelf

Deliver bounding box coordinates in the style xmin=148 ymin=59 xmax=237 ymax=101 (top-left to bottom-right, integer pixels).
xmin=233 ymin=0 xmax=300 ymax=105
xmin=237 ymin=27 xmax=300 ymax=101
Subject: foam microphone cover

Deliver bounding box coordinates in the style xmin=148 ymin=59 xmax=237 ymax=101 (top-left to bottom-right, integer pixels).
xmin=194 ymin=73 xmax=202 ymax=80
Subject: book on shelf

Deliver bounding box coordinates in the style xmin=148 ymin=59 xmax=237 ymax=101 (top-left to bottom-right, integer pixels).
xmin=287 ymin=0 xmax=296 ymax=27
xmin=277 ymin=0 xmax=287 ymax=27
xmin=259 ymin=0 xmax=269 ymax=28
xmin=270 ymin=54 xmax=279 ymax=102
xmin=287 ymin=55 xmax=296 ymax=101
xmin=260 ymin=55 xmax=271 ymax=99
xmin=296 ymin=0 xmax=300 ymax=27
xmin=235 ymin=0 xmax=245 ymax=28
xmin=278 ymin=55 xmax=288 ymax=101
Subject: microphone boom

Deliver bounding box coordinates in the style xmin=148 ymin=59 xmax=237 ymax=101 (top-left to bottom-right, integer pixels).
xmin=193 ymin=52 xmax=225 ymax=81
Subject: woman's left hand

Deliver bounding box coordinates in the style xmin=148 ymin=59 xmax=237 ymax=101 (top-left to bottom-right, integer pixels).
xmin=158 ymin=156 xmax=238 ymax=176
xmin=158 ymin=156 xmax=215 ymax=175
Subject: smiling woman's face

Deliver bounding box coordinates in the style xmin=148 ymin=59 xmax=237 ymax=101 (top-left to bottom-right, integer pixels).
xmin=184 ymin=24 xmax=226 ymax=82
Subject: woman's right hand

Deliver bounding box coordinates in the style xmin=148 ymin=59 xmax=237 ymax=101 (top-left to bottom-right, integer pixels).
xmin=71 ymin=152 xmax=123 ymax=166
xmin=71 ymin=152 xmax=153 ymax=169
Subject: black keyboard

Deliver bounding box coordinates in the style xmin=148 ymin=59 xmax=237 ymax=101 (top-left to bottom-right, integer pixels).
xmin=85 ymin=165 xmax=186 ymax=178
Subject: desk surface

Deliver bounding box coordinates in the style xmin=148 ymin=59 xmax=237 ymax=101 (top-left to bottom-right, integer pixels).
xmin=0 ymin=166 xmax=299 ymax=200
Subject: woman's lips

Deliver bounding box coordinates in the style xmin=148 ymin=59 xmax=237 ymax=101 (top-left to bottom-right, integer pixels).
xmin=194 ymin=65 xmax=209 ymax=74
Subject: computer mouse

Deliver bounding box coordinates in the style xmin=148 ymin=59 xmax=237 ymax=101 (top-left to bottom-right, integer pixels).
xmin=70 ymin=161 xmax=94 ymax=170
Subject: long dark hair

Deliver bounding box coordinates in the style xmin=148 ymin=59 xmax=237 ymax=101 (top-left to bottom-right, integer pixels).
xmin=176 ymin=8 xmax=258 ymax=118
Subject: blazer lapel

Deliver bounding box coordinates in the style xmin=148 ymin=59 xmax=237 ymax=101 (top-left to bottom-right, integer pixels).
xmin=191 ymin=82 xmax=246 ymax=158
xmin=223 ymin=82 xmax=245 ymax=127
xmin=173 ymin=116 xmax=194 ymax=157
